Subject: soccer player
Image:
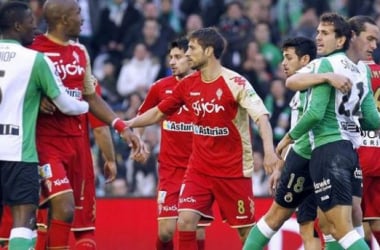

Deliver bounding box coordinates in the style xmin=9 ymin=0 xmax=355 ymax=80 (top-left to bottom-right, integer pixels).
xmin=276 ymin=13 xmax=379 ymax=250
xmin=0 ymin=2 xmax=89 ymax=249
xmin=126 ymin=27 xmax=278 ymax=249
xmin=29 ymin=0 xmax=140 ymax=249
xmin=352 ymin=16 xmax=380 ymax=246
xmin=134 ymin=37 xmax=206 ymax=250
xmin=243 ymin=36 xmax=322 ymax=250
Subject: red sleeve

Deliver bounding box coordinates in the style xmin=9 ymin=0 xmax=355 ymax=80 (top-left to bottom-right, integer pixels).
xmin=89 ymin=83 xmax=107 ymax=129
xmin=138 ymin=81 xmax=161 ymax=114
xmin=157 ymin=79 xmax=185 ymax=115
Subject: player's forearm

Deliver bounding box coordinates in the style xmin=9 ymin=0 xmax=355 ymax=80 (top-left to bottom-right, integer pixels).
xmin=286 ymin=73 xmax=331 ymax=91
xmin=257 ymin=114 xmax=275 ymax=154
xmin=84 ymin=93 xmax=118 ymax=124
xmin=93 ymin=126 xmax=115 ymax=162
xmin=52 ymin=92 xmax=89 ymax=115
xmin=127 ymin=107 xmax=164 ymax=128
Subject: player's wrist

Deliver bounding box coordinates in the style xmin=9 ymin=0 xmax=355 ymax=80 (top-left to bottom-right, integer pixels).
xmin=112 ymin=117 xmax=128 ymax=133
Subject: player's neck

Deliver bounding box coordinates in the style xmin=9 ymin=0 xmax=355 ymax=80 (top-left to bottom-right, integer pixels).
xmin=45 ymin=31 xmax=70 ymax=46
xmin=346 ymin=49 xmax=360 ymax=64
xmin=200 ymin=61 xmax=222 ymax=83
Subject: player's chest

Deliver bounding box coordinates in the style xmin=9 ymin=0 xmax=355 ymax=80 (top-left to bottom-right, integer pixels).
xmin=45 ymin=48 xmax=87 ymax=86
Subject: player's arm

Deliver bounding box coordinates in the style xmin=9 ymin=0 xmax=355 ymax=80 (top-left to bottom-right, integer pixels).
xmin=36 ymin=53 xmax=89 ymax=115
xmin=286 ymin=59 xmax=352 ymax=92
xmin=286 ymin=72 xmax=352 ymax=93
xmin=126 ymin=106 xmax=165 ymax=128
xmin=290 ymin=85 xmax=330 ymax=138
xmin=93 ymin=125 xmax=117 ymax=183
xmin=256 ymin=114 xmax=278 ymax=174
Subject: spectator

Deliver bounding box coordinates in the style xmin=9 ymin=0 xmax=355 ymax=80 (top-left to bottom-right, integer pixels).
xmin=95 ymin=0 xmax=142 ymax=66
xmin=218 ymin=1 xmax=253 ymax=71
xmin=116 ymin=43 xmax=160 ymax=98
xmin=254 ymin=22 xmax=283 ymax=71
xmin=264 ymin=78 xmax=291 ymax=144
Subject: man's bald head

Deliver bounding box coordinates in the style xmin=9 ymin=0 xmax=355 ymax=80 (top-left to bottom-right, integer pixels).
xmin=43 ymin=0 xmax=77 ymax=27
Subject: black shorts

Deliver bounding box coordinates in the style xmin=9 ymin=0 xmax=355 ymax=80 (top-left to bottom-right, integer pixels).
xmin=0 ymin=161 xmax=39 ymax=206
xmin=310 ymin=140 xmax=358 ymax=212
xmin=275 ymin=148 xmax=314 ymax=209
xmin=296 ymin=193 xmax=317 ymax=224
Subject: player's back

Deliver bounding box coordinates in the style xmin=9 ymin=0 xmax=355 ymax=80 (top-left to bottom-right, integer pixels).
xmin=0 ymin=41 xmax=54 ymax=162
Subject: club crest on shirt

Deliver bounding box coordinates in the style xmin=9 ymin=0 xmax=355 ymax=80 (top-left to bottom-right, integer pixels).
xmin=216 ymin=88 xmax=223 ymax=100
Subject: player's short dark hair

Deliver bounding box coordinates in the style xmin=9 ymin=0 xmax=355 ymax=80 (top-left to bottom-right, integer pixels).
xmin=282 ymin=37 xmax=317 ymax=61
xmin=169 ymin=37 xmax=189 ymax=52
xmin=0 ymin=1 xmax=29 ymax=33
xmin=349 ymin=15 xmax=376 ymax=36
xmin=320 ymin=12 xmax=351 ymax=51
xmin=188 ymin=27 xmax=226 ymax=59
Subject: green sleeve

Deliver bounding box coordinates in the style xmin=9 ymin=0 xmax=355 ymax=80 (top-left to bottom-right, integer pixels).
xmin=31 ymin=53 xmax=61 ymax=99
xmin=289 ymin=58 xmax=333 ymax=140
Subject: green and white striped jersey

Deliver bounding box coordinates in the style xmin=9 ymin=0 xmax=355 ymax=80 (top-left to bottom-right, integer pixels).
xmin=289 ymin=90 xmax=312 ymax=159
xmin=0 ymin=40 xmax=61 ymax=162
xmin=289 ymin=52 xmax=379 ymax=150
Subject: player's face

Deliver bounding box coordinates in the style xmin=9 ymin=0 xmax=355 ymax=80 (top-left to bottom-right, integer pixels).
xmin=169 ymin=47 xmax=191 ymax=78
xmin=282 ymin=47 xmax=306 ymax=77
xmin=65 ymin=1 xmax=83 ymax=38
xmin=20 ymin=9 xmax=37 ymax=46
xmin=186 ymin=39 xmax=208 ymax=70
xmin=315 ymin=22 xmax=344 ymax=56
xmin=353 ymin=23 xmax=379 ymax=60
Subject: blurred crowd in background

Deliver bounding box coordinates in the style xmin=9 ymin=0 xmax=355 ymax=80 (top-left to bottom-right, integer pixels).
xmin=6 ymin=0 xmax=380 ymax=198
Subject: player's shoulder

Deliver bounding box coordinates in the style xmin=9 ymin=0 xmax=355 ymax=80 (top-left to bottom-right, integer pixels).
xmin=153 ymin=75 xmax=176 ymax=85
xmin=68 ymin=40 xmax=87 ymax=52
xmin=220 ymin=67 xmax=249 ymax=87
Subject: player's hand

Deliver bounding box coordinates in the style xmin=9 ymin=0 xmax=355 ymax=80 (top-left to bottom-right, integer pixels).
xmin=263 ymin=151 xmax=278 ymax=175
xmin=276 ymin=134 xmax=293 ymax=159
xmin=120 ymin=129 xmax=141 ymax=158
xmin=326 ymin=73 xmax=352 ymax=94
xmin=104 ymin=160 xmax=117 ymax=183
xmin=268 ymin=160 xmax=284 ymax=196
xmin=132 ymin=139 xmax=150 ymax=163
xmin=39 ymin=96 xmax=56 ymax=115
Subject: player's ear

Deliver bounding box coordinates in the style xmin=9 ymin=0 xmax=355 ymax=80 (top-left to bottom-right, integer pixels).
xmin=205 ymin=46 xmax=214 ymax=57
xmin=301 ymin=54 xmax=310 ymax=65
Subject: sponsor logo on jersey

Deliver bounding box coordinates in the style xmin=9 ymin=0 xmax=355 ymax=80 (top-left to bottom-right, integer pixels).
xmin=230 ymin=76 xmax=246 ymax=87
xmin=0 ymin=124 xmax=19 ymax=135
xmin=190 ymin=92 xmax=200 ymax=96
xmin=65 ymin=87 xmax=82 ymax=99
xmin=313 ymin=178 xmax=331 ymax=194
xmin=162 ymin=121 xmax=193 ymax=132
xmin=177 ymin=105 xmax=190 ymax=115
xmin=361 ymin=130 xmax=380 ymax=147
xmin=192 ymin=98 xmax=225 ymax=117
xmin=52 ymin=58 xmax=85 ymax=80
xmin=54 ymin=177 xmax=69 ymax=186
xmin=165 ymin=90 xmax=173 ymax=94
xmin=179 ymin=196 xmax=196 ymax=203
xmin=162 ymin=205 xmax=177 ymax=212
xmin=193 ymin=125 xmax=229 ymax=136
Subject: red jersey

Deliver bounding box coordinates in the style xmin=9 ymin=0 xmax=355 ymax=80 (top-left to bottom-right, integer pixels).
xmin=29 ymin=35 xmax=94 ymax=137
xmin=158 ymin=68 xmax=269 ymax=178
xmin=138 ymin=76 xmax=193 ymax=169
xmin=358 ymin=61 xmax=380 ymax=176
